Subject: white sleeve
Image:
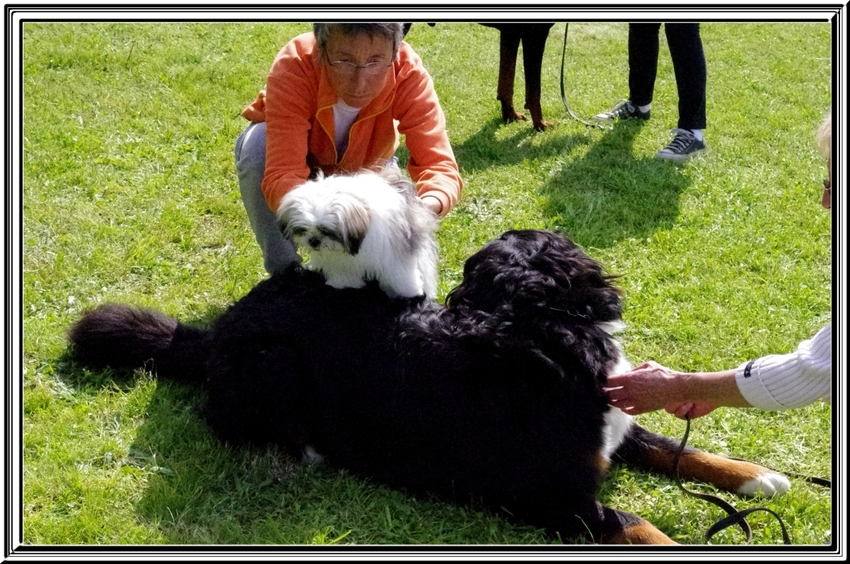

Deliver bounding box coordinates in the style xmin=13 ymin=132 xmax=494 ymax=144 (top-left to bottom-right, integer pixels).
xmin=734 ymin=322 xmax=832 ymax=409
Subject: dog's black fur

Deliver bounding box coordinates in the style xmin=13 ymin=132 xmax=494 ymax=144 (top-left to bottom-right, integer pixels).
xmin=68 ymin=230 xmax=778 ymax=544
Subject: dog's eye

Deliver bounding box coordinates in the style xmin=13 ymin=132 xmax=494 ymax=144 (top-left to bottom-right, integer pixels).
xmin=289 ymin=227 xmax=307 ymax=237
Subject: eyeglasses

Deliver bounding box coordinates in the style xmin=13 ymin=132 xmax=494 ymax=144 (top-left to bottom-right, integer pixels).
xmin=324 ymin=53 xmax=392 ymax=77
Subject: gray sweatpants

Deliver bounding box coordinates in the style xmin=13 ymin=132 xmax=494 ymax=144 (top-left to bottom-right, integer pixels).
xmin=234 ymin=122 xmax=302 ymax=274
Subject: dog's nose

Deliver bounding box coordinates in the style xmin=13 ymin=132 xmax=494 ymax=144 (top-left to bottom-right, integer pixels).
xmin=309 ymin=237 xmax=322 ymax=249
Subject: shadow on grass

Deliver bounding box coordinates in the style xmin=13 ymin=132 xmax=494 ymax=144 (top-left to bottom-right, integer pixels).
xmin=395 ymin=117 xmax=592 ymax=177
xmin=125 ymin=381 xmax=315 ymax=545
xmin=56 ymin=347 xmax=317 ymax=544
xmin=540 ymin=119 xmax=691 ymax=249
xmin=450 ymin=117 xmax=593 ymax=173
xmin=403 ymin=117 xmax=689 ymax=251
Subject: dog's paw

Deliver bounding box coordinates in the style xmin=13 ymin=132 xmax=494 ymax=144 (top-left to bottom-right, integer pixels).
xmin=532 ymin=119 xmax=550 ymax=132
xmin=736 ymin=470 xmax=791 ymax=497
xmin=498 ymin=101 xmax=526 ymax=124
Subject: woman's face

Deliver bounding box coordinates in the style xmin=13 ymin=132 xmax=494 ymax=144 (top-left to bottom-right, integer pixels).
xmin=323 ymin=29 xmax=394 ymax=108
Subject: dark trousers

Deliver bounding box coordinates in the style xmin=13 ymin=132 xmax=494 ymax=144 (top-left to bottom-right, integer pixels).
xmin=628 ymin=23 xmax=707 ymax=130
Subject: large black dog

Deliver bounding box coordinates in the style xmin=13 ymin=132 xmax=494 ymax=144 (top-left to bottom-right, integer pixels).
xmin=68 ymin=230 xmax=788 ymax=544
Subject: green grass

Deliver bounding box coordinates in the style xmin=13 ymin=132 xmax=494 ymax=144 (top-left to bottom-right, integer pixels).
xmin=21 ymin=22 xmax=833 ymax=549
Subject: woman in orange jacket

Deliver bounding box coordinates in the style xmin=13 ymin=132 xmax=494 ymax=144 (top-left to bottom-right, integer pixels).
xmin=235 ymin=23 xmax=463 ymax=274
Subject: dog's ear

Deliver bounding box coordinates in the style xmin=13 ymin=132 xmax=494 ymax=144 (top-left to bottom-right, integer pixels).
xmin=333 ymin=193 xmax=371 ymax=255
xmin=277 ymin=197 xmax=298 ymax=240
xmin=524 ymin=234 xmax=623 ymax=323
xmin=277 ymin=177 xmax=320 ymax=241
xmin=447 ymin=230 xmax=623 ymax=324
xmin=549 ymin=268 xmax=623 ymax=324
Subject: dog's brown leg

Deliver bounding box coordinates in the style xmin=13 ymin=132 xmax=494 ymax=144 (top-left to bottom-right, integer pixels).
xmin=496 ymin=27 xmax=525 ymax=123
xmin=615 ymin=423 xmax=791 ymax=497
xmin=596 ymin=507 xmax=678 ymax=545
xmin=518 ymin=497 xmax=677 ymax=545
xmin=519 ymin=24 xmax=553 ymax=131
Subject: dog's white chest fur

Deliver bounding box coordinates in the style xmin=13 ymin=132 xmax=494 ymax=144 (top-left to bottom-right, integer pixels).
xmin=277 ymin=167 xmax=439 ymax=298
xmin=599 ymin=323 xmax=635 ymax=461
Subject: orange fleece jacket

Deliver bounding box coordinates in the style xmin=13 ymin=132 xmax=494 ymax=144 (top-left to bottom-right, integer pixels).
xmin=242 ymin=32 xmax=463 ymax=217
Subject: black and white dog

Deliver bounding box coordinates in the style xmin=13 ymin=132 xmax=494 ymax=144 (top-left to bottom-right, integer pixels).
xmin=68 ymin=230 xmax=788 ymax=544
xmin=278 ymin=166 xmax=439 ymax=299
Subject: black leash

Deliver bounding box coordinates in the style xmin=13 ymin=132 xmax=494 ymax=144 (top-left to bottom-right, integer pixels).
xmin=559 ymin=23 xmax=606 ymax=129
xmin=725 ymin=455 xmax=832 ymax=489
xmin=672 ymin=414 xmax=796 ymax=544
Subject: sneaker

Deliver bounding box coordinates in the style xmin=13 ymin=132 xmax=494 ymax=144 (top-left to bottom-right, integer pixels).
xmin=594 ymin=100 xmax=651 ymax=122
xmin=656 ymin=129 xmax=706 ymax=162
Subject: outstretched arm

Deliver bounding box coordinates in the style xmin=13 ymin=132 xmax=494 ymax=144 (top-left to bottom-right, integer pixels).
xmin=605 ymin=361 xmax=750 ymax=419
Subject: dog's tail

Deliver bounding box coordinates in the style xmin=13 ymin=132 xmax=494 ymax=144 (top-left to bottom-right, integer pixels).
xmin=67 ymin=303 xmax=211 ymax=386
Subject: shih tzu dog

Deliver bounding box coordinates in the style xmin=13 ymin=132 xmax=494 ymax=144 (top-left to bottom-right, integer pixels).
xmin=277 ymin=166 xmax=439 ymax=299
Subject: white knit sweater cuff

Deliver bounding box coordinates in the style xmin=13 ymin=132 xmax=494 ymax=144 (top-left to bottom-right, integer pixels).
xmin=734 ymin=323 xmax=832 ymax=409
xmin=735 ymin=358 xmax=787 ymax=409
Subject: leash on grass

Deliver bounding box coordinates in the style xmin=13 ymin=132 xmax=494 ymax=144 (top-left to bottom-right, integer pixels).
xmin=724 ymin=455 xmax=832 ymax=489
xmin=559 ymin=23 xmax=606 ymax=129
xmin=672 ymin=414 xmax=794 ymax=544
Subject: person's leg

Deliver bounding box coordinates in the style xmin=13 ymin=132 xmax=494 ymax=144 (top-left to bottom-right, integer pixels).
xmin=628 ymin=23 xmax=662 ymax=107
xmin=595 ymin=23 xmax=657 ymax=121
xmin=654 ymin=23 xmax=707 ymax=162
xmin=234 ymin=122 xmax=302 ymax=275
xmin=664 ymin=23 xmax=707 ymax=131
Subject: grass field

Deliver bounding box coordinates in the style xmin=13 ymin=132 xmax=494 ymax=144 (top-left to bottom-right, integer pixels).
xmin=19 ymin=20 xmax=834 ymax=551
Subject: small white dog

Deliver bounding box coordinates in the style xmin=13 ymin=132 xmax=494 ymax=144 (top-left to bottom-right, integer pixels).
xmin=277 ymin=165 xmax=439 ymax=299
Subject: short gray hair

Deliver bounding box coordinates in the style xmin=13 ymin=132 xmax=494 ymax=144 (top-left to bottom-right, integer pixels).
xmin=313 ymin=23 xmax=405 ymax=60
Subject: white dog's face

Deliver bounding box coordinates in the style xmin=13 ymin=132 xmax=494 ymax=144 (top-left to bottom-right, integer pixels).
xmin=276 ymin=167 xmax=439 ymax=298
xmin=278 ymin=179 xmax=371 ymax=256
